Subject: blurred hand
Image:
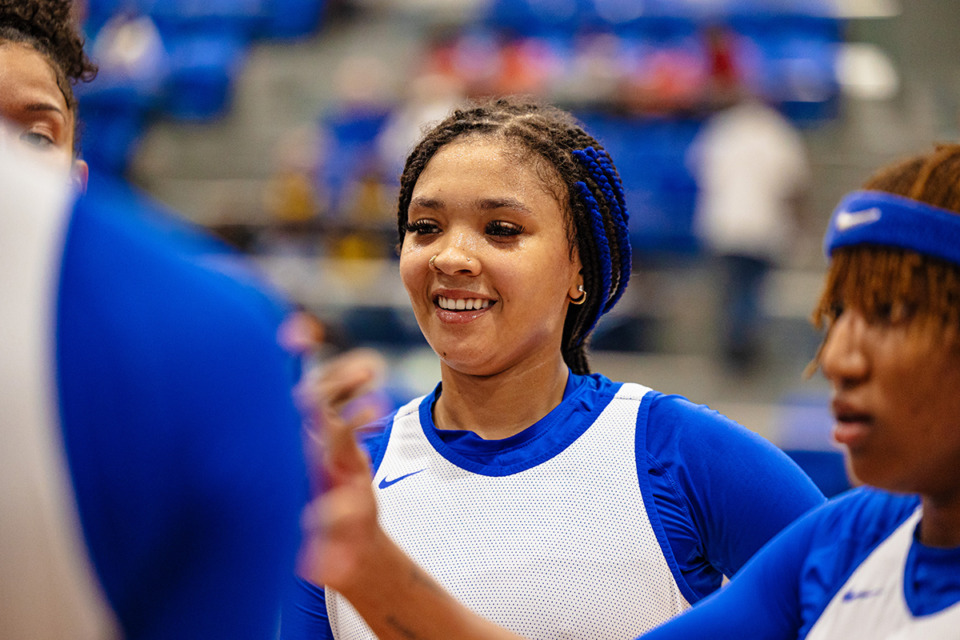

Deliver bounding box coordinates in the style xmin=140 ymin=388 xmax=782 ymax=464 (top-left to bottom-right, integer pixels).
xmin=296 ymin=348 xmax=388 ymax=593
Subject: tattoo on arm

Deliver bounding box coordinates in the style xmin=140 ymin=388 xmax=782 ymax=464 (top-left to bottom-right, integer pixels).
xmin=385 ymin=616 xmax=421 ymax=639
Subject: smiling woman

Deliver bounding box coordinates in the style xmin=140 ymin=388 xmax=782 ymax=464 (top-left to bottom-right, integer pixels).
xmin=283 ymin=97 xmax=825 ymax=640
xmin=285 ymin=143 xmax=960 ymax=640
xmin=0 ymin=0 xmax=96 ymax=185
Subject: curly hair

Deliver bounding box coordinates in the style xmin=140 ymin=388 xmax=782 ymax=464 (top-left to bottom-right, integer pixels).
xmin=0 ymin=0 xmax=97 ymax=148
xmin=396 ymin=97 xmax=632 ymax=375
xmin=810 ymin=144 xmax=960 ymax=369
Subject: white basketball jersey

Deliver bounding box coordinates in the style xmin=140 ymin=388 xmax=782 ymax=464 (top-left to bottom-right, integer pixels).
xmin=327 ymin=382 xmax=689 ymax=639
xmin=0 ymin=141 xmax=120 ymax=639
xmin=807 ymin=508 xmax=960 ymax=640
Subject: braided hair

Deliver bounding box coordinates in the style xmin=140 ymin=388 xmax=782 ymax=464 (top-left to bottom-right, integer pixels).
xmin=396 ymin=97 xmax=632 ymax=375
xmin=0 ymin=0 xmax=97 ymax=149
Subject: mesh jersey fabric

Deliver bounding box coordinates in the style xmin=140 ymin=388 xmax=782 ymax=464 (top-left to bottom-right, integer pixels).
xmin=281 ymin=372 xmax=824 ymax=639
xmin=329 ymin=382 xmax=688 ymax=640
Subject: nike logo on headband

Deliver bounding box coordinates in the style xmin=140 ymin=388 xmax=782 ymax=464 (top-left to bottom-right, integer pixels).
xmin=835 ymin=207 xmax=882 ymax=231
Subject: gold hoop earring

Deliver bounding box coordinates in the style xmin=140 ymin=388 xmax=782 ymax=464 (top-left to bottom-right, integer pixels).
xmin=570 ymin=285 xmax=587 ymax=305
xmin=429 ymin=254 xmax=438 ymax=269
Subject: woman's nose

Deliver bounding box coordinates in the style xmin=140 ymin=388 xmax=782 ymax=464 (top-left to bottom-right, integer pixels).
xmin=430 ymin=233 xmax=479 ymax=275
xmin=819 ymin=309 xmax=869 ymax=389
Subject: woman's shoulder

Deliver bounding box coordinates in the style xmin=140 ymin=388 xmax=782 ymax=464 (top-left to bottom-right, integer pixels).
xmin=802 ymin=487 xmax=920 ymax=540
xmin=640 ymin=391 xmax=761 ymax=447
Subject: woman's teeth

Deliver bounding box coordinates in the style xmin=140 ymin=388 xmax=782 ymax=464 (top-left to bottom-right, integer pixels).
xmin=437 ymin=296 xmax=491 ymax=311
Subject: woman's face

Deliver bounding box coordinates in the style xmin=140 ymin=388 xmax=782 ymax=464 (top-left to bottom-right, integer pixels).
xmin=0 ymin=42 xmax=78 ymax=175
xmin=820 ymin=302 xmax=960 ymax=499
xmin=400 ymin=137 xmax=582 ymax=377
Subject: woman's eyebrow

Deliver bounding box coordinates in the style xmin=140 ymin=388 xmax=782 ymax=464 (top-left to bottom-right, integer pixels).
xmin=477 ymin=197 xmax=532 ymax=214
xmin=25 ymin=102 xmax=66 ymax=122
xmin=409 ymin=196 xmax=444 ymax=211
xmin=409 ymin=195 xmax=534 ymax=214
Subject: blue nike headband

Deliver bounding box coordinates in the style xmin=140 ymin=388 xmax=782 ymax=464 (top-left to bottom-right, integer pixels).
xmin=824 ymin=190 xmax=960 ymax=268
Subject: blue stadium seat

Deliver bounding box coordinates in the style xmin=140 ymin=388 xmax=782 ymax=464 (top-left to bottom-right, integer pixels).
xmin=77 ymin=83 xmax=152 ymax=175
xmin=161 ymin=32 xmax=249 ymax=121
xmin=140 ymin=0 xmax=269 ymax=37
xmin=318 ymin=107 xmax=391 ymax=217
xmin=260 ymin=0 xmax=327 ymax=39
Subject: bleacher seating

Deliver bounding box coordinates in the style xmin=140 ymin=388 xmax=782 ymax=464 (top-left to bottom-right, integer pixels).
xmin=80 ymin=0 xmax=327 ymax=174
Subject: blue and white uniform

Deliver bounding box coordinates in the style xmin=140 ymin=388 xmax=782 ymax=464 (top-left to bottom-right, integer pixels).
xmin=640 ymin=488 xmax=960 ymax=640
xmin=1 ymin=146 xmax=307 ymax=639
xmin=282 ymin=372 xmax=824 ymax=639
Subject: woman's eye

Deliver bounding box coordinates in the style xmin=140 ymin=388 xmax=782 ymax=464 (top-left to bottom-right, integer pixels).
xmin=823 ymin=303 xmax=844 ymax=327
xmin=20 ymin=131 xmax=55 ymax=149
xmin=875 ymin=302 xmax=914 ymax=325
xmin=486 ymin=221 xmax=523 ymax=237
xmin=405 ymin=219 xmax=440 ymax=235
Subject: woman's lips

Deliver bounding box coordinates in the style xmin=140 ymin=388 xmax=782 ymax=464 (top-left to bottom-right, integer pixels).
xmin=832 ymin=400 xmax=873 ymax=449
xmin=433 ymin=293 xmax=496 ymax=324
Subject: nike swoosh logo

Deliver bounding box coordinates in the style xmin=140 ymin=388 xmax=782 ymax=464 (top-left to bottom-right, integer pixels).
xmin=842 ymin=589 xmax=882 ymax=602
xmin=378 ymin=469 xmax=426 ymax=489
xmin=835 ymin=208 xmax=882 ymax=231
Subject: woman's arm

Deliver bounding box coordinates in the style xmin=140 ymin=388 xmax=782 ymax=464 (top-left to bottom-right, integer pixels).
xmin=645 ymin=395 xmax=825 ymax=582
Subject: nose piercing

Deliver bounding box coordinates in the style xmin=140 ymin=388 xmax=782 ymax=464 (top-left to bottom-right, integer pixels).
xmin=429 ymin=254 xmax=438 ymax=269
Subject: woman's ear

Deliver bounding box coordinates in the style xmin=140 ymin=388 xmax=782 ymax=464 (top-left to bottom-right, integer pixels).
xmin=71 ymin=158 xmax=88 ymax=193
xmin=568 ymin=266 xmax=586 ymax=304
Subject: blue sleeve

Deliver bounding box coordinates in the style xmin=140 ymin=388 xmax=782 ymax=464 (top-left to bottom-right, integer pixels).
xmin=281 ymin=578 xmax=336 ymax=640
xmin=58 ymin=191 xmax=308 ymax=639
xmin=639 ymin=493 xmax=824 ymax=640
xmin=639 ymin=488 xmax=922 ymax=640
xmin=644 ymin=393 xmax=825 ymax=602
xmin=280 ymin=416 xmax=394 ymax=639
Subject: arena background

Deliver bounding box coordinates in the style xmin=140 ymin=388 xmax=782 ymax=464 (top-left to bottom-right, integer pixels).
xmin=77 ymin=0 xmax=960 ymax=496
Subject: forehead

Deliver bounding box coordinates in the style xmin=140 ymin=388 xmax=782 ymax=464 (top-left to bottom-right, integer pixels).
xmin=414 ymin=136 xmax=563 ymax=204
xmin=0 ymin=42 xmax=70 ymax=113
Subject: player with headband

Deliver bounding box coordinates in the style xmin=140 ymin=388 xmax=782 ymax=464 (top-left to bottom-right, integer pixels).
xmin=284 ymin=96 xmax=824 ymax=640
xmin=297 ymin=143 xmax=960 ymax=640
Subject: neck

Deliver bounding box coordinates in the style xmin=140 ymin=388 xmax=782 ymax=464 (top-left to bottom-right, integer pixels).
xmin=919 ymin=492 xmax=960 ymax=548
xmin=433 ymin=357 xmax=571 ymax=440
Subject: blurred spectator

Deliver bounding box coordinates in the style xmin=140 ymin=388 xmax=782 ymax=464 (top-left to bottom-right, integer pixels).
xmin=377 ymin=71 xmax=465 ymax=180
xmin=316 ymin=55 xmax=394 ymax=233
xmin=90 ymin=8 xmax=168 ymax=91
xmin=688 ymin=82 xmax=810 ymax=372
xmin=263 ymin=123 xmax=326 ymax=225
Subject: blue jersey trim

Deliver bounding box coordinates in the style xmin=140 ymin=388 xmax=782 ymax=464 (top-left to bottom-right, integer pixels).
xmin=903 ymin=529 xmax=960 ymax=617
xmin=635 ymin=393 xmax=702 ymax=605
xmin=414 ymin=373 xmax=620 ymax=476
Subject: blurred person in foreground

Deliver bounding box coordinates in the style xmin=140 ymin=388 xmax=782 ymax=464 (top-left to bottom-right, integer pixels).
xmin=302 ymin=143 xmax=960 ymax=640
xmin=0 ymin=112 xmax=307 ymax=639
xmin=1 ymin=0 xmax=92 ymax=187
xmin=1 ymin=1 xmax=309 ymax=636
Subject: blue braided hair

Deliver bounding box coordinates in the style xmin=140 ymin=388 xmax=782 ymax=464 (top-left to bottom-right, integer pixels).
xmin=572 ymin=146 xmax=632 ymax=323
xmin=396 ymin=97 xmax=633 ymax=374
